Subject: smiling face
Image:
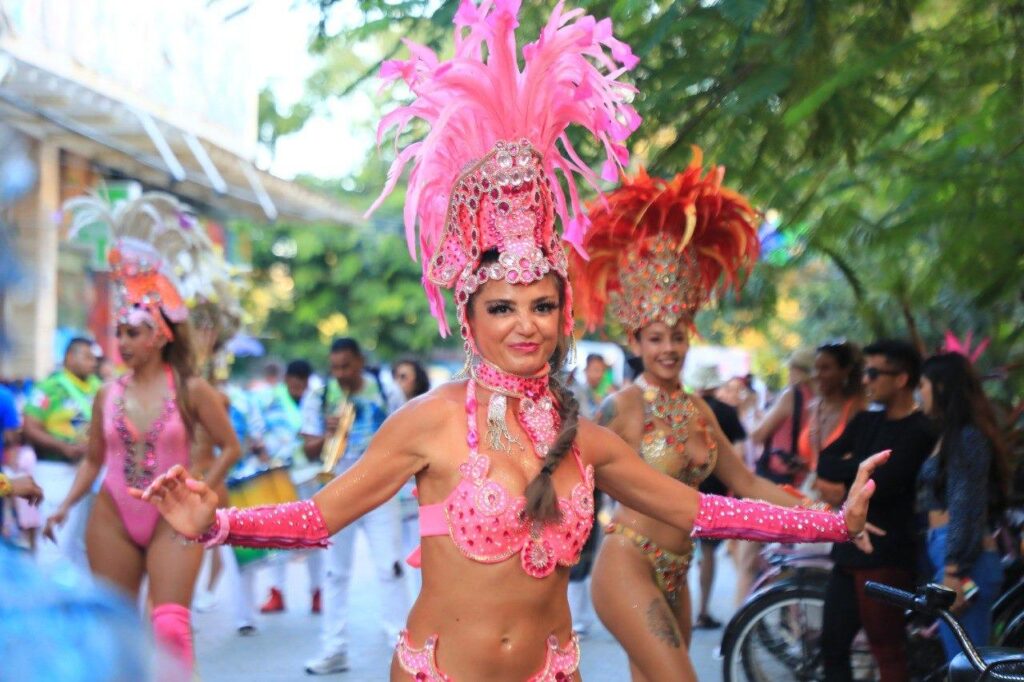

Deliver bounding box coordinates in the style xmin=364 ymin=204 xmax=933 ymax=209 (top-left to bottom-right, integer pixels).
xmin=629 ymin=319 xmax=690 ymax=387
xmin=467 ymin=274 xmax=563 ymax=377
xmin=116 ymin=322 xmax=166 ymax=370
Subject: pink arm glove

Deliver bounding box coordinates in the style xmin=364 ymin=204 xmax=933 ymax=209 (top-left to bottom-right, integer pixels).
xmin=691 ymin=493 xmax=851 ymax=544
xmin=194 ymin=499 xmax=330 ymax=549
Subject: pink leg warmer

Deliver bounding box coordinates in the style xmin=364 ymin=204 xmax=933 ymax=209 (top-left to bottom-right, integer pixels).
xmin=152 ymin=603 xmax=194 ymax=671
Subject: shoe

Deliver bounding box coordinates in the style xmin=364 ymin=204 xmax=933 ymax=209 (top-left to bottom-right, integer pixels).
xmin=694 ymin=613 xmax=722 ymax=630
xmin=260 ymin=588 xmax=285 ymax=614
xmin=305 ymin=652 xmax=349 ymax=675
xmin=237 ymin=625 xmax=257 ymax=636
xmin=311 ymin=588 xmax=321 ymax=615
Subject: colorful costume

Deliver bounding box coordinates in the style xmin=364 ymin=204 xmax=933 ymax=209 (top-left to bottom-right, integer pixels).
xmin=65 ymin=191 xmax=205 ymax=670
xmin=570 ymin=153 xmax=762 ymax=599
xmin=188 ymin=4 xmax=856 ymax=680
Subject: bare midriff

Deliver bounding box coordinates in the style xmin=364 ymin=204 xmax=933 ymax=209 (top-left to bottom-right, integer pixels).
xmin=404 ymin=537 xmax=574 ymax=681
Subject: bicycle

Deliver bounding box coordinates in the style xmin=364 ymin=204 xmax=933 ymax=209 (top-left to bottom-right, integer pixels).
xmin=720 ymin=546 xmax=896 ymax=682
xmin=865 ymin=581 xmax=1024 ymax=681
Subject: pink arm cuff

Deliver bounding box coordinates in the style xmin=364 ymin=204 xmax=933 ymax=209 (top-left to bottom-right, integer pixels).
xmin=194 ymin=499 xmax=331 ymax=549
xmin=691 ymin=493 xmax=850 ymax=544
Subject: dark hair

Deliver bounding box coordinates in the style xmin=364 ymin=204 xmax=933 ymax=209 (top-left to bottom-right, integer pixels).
xmin=65 ymin=337 xmax=94 ymax=358
xmin=863 ymin=338 xmax=922 ymax=387
xmin=330 ymin=337 xmax=362 ymax=357
xmin=162 ymin=317 xmax=197 ymax=438
xmin=923 ymin=353 xmax=1010 ymax=519
xmin=816 ymin=341 xmax=864 ymax=397
xmin=585 ymin=353 xmax=605 ymax=367
xmin=285 ymin=359 xmax=314 ymax=381
xmin=393 ymin=358 xmax=430 ymax=399
xmin=467 ymin=249 xmax=578 ymax=524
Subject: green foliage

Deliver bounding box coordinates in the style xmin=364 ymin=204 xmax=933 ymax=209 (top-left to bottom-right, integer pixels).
xmin=278 ymin=0 xmax=1023 ymax=389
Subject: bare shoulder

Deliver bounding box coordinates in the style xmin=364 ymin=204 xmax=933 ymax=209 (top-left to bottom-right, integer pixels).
xmin=385 ymin=380 xmax=466 ymax=431
xmin=596 ymin=384 xmax=643 ymax=426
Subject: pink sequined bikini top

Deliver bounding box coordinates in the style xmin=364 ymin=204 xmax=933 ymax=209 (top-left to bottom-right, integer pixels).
xmin=415 ymin=380 xmax=595 ymax=578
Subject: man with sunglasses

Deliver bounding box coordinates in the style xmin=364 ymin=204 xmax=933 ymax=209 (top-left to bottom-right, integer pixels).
xmin=816 ymin=338 xmax=938 ymax=682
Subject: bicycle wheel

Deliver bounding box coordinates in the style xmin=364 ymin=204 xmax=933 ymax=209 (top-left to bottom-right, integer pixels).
xmin=722 ymin=581 xmax=878 ymax=682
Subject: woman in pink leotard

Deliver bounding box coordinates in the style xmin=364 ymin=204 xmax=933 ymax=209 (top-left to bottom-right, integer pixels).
xmin=137 ymin=3 xmax=885 ymax=681
xmin=44 ymin=193 xmax=240 ymax=674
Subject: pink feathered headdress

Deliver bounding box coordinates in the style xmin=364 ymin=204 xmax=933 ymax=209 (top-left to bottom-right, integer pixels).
xmin=367 ymin=0 xmax=641 ymax=351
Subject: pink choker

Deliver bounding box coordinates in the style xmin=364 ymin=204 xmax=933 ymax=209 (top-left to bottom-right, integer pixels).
xmin=470 ymin=358 xmax=558 ymax=460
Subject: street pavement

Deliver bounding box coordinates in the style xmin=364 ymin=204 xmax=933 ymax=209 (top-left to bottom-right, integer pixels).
xmin=196 ymin=537 xmax=740 ymax=681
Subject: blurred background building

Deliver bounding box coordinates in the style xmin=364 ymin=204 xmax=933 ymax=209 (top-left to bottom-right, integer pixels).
xmin=0 ymin=0 xmax=357 ymax=378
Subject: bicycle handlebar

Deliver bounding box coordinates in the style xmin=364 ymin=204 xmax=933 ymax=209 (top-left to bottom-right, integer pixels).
xmin=865 ymin=581 xmax=1024 ymax=681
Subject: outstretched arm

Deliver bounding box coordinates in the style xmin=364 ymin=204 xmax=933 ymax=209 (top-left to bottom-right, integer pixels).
xmin=134 ymin=396 xmax=434 ymax=546
xmin=581 ymin=419 xmax=887 ymax=548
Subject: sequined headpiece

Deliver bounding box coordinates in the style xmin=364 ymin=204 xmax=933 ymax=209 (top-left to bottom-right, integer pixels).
xmin=65 ymin=192 xmax=200 ymax=341
xmin=571 ymin=148 xmax=761 ymax=333
xmin=367 ymin=0 xmax=641 ymax=353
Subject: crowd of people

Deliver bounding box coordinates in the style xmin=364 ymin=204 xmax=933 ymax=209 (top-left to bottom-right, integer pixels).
xmin=0 ymin=2 xmax=1013 ymax=682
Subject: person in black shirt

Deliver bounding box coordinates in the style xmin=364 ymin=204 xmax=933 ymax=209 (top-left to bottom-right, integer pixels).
xmin=816 ymin=339 xmax=937 ymax=682
xmin=693 ymin=365 xmax=747 ymax=629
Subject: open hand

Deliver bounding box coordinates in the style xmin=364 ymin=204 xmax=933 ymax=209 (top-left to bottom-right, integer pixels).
xmin=128 ymin=464 xmax=218 ymax=538
xmin=842 ymin=450 xmax=891 ymax=553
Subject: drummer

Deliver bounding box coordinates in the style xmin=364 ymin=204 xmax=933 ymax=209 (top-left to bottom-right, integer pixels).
xmin=298 ymin=337 xmax=409 ymax=676
xmin=256 ymin=359 xmax=324 ymax=616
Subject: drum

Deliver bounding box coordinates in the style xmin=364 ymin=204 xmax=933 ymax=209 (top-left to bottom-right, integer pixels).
xmin=226 ymin=466 xmax=299 ymax=509
xmin=226 ymin=467 xmax=300 ymax=568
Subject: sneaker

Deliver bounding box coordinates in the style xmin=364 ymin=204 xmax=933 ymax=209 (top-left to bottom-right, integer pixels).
xmin=237 ymin=625 xmax=257 ymax=637
xmin=311 ymin=588 xmax=322 ymax=615
xmin=305 ymin=652 xmax=349 ymax=675
xmin=260 ymin=588 xmax=285 ymax=614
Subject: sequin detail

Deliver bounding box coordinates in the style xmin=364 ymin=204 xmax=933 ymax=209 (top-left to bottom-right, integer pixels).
xmin=421 ymin=380 xmax=595 ymax=579
xmin=113 ymin=372 xmax=177 ymax=489
xmin=606 ymin=522 xmax=692 ymax=604
xmin=194 ymin=500 xmax=331 ymax=549
xmin=472 ymin=359 xmax=558 ymax=459
xmin=691 ymin=493 xmax=851 ymax=544
xmin=394 ymin=631 xmax=580 ymax=682
xmin=636 ymin=376 xmax=717 ymax=488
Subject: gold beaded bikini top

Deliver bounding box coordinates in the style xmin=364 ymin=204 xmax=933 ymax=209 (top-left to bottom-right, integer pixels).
xmin=636 ymin=376 xmax=718 ymax=488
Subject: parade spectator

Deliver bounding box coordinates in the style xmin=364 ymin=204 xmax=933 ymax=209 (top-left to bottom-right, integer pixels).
xmin=734 ymin=350 xmax=815 ymax=600
xmin=692 ymin=364 xmax=747 ymax=629
xmin=258 ymin=358 xmax=324 ymax=615
xmin=299 ymin=337 xmax=408 ymax=675
xmin=817 ymin=339 xmax=937 ymax=681
xmin=579 ymin=353 xmax=615 ymax=418
xmin=391 ymin=358 xmax=430 ymax=403
xmin=23 ymin=337 xmax=100 ymax=568
xmin=918 ymin=353 xmax=1010 ymax=661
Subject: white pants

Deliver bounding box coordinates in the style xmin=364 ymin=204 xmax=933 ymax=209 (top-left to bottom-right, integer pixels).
xmin=35 ymin=460 xmax=93 ymax=570
xmin=270 ymin=549 xmax=323 ymax=597
xmin=318 ymin=496 xmax=409 ymax=657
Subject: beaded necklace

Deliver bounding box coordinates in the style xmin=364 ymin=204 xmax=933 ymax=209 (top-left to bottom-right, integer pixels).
xmin=114 ymin=366 xmax=177 ymax=489
xmin=635 ymin=374 xmax=717 ymax=484
xmin=470 ymin=357 xmax=558 ymax=460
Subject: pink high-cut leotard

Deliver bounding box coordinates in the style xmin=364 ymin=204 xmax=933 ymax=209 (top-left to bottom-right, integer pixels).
xmin=102 ymin=367 xmax=189 ymax=547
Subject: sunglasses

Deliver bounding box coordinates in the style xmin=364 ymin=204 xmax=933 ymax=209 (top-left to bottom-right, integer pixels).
xmin=863 ymin=367 xmax=901 ymax=381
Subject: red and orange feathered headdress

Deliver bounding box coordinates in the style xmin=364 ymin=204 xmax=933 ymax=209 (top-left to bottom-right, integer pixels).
xmin=571 ymin=147 xmax=760 ymax=333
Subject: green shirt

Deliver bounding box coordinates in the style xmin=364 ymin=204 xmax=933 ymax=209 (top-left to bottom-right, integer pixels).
xmin=24 ymin=369 xmax=102 ymax=454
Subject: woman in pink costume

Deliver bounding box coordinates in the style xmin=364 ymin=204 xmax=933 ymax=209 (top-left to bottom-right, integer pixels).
xmin=138 ymin=3 xmax=885 ymax=681
xmin=45 ymin=193 xmax=241 ymax=673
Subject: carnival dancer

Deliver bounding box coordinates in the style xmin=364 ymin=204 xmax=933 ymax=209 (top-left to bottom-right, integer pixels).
xmin=43 ymin=192 xmax=241 ymax=673
xmin=571 ymin=157 xmax=877 ymax=680
xmin=257 ymin=358 xmax=325 ymax=616
xmin=136 ymin=3 xmax=885 ymax=681
xmin=23 ymin=337 xmax=101 ymax=568
xmin=299 ymin=337 xmax=409 ymax=675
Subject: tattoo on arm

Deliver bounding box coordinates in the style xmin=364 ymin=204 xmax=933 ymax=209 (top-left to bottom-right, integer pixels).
xmin=645 ymin=598 xmax=682 ymax=648
xmin=596 ymin=396 xmax=617 ymax=427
